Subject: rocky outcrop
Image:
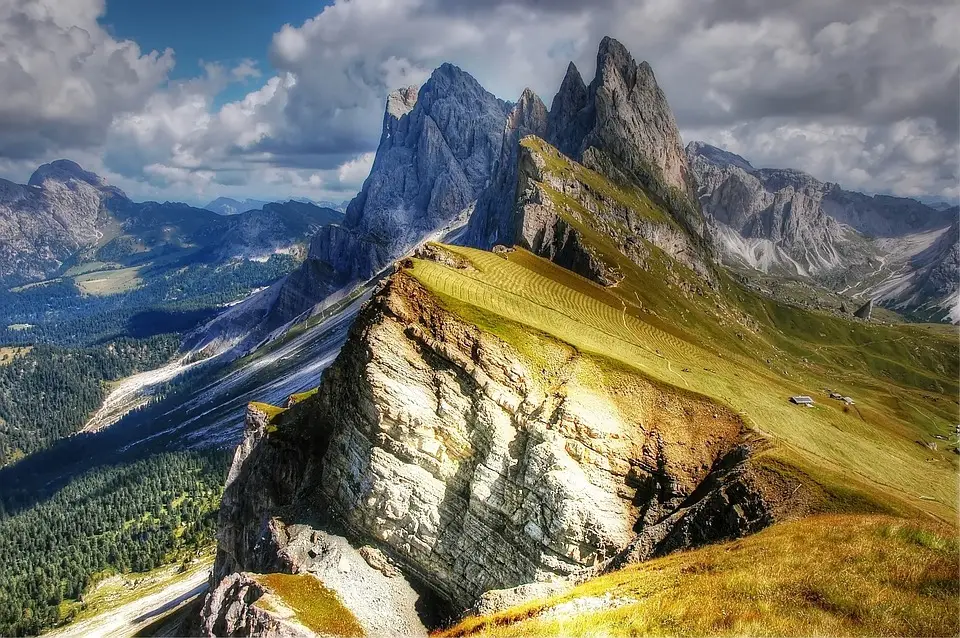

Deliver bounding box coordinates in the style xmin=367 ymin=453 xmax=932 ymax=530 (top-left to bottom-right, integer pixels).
xmin=854 ymin=299 xmax=874 ymax=320
xmin=207 ymin=253 xmax=780 ymax=619
xmin=316 ymin=63 xmax=508 ymax=282
xmin=547 ymin=37 xmax=705 ymax=243
xmin=464 ymin=89 xmax=549 ymax=249
xmin=512 ymin=137 xmax=713 ymax=286
xmin=464 ymin=37 xmax=709 ymax=268
xmin=201 ymin=573 xmax=313 ymax=638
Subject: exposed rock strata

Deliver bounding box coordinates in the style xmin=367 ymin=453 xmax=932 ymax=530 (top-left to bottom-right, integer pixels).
xmin=207 ymin=258 xmax=780 ymax=621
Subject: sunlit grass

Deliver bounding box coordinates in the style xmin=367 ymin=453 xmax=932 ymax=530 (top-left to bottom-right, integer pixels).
xmin=254 ymin=573 xmax=364 ymax=637
xmin=437 ymin=515 xmax=959 ymax=638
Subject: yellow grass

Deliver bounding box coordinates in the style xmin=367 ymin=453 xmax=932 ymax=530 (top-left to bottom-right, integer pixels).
xmin=254 ymin=573 xmax=364 ymax=637
xmin=438 ymin=515 xmax=959 ymax=638
xmin=73 ymin=265 xmax=142 ymax=295
xmin=0 ymin=346 xmax=32 ymax=366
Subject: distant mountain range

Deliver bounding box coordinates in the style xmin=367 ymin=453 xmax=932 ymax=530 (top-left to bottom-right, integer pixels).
xmin=687 ymin=142 xmax=959 ymax=321
xmin=205 ymin=196 xmax=350 ymax=216
xmin=0 ymin=161 xmax=344 ymax=288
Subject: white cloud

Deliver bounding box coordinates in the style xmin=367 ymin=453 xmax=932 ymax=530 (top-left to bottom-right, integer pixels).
xmin=0 ymin=0 xmax=955 ymax=203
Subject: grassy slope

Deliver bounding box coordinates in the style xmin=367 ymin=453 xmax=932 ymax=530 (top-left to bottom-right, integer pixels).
xmin=438 ymin=515 xmax=959 ymax=637
xmin=408 ymin=246 xmax=958 ymax=519
xmin=410 ymin=138 xmax=957 ymax=635
xmin=253 ymin=573 xmax=364 ymax=637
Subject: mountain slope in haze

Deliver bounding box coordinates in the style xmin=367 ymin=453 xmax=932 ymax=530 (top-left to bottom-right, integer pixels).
xmin=0 ymin=163 xmax=343 ymax=288
xmin=201 ymin=37 xmax=957 ymax=638
xmin=205 ymin=197 xmax=271 ymax=216
xmin=687 ymin=142 xmax=959 ymax=321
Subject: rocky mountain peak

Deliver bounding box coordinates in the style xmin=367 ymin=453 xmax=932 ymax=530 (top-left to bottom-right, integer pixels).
xmin=386 ymin=85 xmax=419 ymax=120
xmin=27 ymin=159 xmax=125 ymax=199
xmin=547 ymin=62 xmax=589 ymax=157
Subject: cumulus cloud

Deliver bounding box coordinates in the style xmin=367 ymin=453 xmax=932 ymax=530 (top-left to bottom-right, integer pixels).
xmin=0 ymin=0 xmax=956 ymax=202
xmin=0 ymin=0 xmax=173 ymax=158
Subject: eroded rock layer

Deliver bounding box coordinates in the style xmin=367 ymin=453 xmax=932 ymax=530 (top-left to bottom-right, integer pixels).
xmin=209 ymin=256 xmax=776 ymax=616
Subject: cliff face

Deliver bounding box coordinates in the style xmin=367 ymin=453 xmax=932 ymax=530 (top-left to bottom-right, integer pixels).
xmin=512 ymin=137 xmax=713 ymax=287
xmin=465 ymin=37 xmax=708 ymax=265
xmin=208 ymin=251 xmax=777 ymax=619
xmin=261 ymin=64 xmax=509 ymax=331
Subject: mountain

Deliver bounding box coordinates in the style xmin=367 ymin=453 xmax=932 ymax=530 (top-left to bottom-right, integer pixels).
xmin=687 ymin=141 xmax=959 ymax=320
xmin=199 ymin=37 xmax=958 ymax=637
xmin=465 ymin=37 xmax=709 ymax=272
xmin=205 ymin=197 xmax=271 ymax=216
xmin=0 ymin=160 xmax=124 ymax=284
xmin=0 ymin=164 xmax=343 ymax=289
xmin=206 ymin=64 xmax=510 ymax=343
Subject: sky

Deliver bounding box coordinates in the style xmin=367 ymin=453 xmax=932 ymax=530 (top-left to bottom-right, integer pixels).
xmin=0 ymin=0 xmax=957 ymax=207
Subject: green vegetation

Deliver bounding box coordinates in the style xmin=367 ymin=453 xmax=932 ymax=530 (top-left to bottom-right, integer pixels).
xmin=73 ymin=265 xmax=143 ymax=295
xmin=407 ymin=244 xmax=958 ymax=520
xmin=523 ymin=136 xmax=673 ymax=227
xmin=0 ymin=335 xmax=181 ymax=464
xmin=437 ymin=515 xmax=959 ymax=637
xmin=254 ymin=573 xmax=364 ymax=637
xmin=0 ymin=254 xmax=298 ymax=347
xmin=0 ymin=449 xmax=228 ymax=637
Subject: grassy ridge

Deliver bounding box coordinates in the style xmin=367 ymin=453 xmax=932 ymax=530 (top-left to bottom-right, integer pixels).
xmin=437 ymin=515 xmax=959 ymax=637
xmin=408 ymin=245 xmax=958 ymax=519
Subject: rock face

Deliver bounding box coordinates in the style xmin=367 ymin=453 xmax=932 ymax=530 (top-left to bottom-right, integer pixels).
xmin=464 ymin=89 xmax=549 ymax=249
xmin=201 ymin=573 xmax=313 ymax=638
xmin=552 ymin=37 xmax=701 ymax=235
xmin=208 ymin=257 xmax=777 ymax=617
xmin=319 ymin=63 xmax=508 ymax=282
xmin=511 ymin=137 xmax=714 ymax=286
xmin=854 ymin=299 xmax=874 ymax=320
xmin=465 ymin=37 xmax=708 ymax=260
xmin=688 ymin=141 xmax=959 ymax=320
xmin=262 ymin=65 xmax=509 ymax=331
xmin=0 ymin=161 xmax=119 ymax=284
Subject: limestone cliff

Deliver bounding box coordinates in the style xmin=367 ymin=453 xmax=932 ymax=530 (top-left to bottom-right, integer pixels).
xmin=464 ymin=37 xmax=710 ymax=268
xmin=206 ymin=250 xmax=780 ymax=627
xmin=512 ymin=137 xmax=714 ymax=286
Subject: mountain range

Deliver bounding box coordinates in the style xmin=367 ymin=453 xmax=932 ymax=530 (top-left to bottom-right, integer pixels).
xmin=687 ymin=142 xmax=958 ymax=321
xmin=0 ymin=161 xmax=344 ymax=288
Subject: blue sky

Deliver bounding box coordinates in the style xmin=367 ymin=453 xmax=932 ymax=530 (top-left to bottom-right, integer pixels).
xmin=102 ymin=0 xmax=331 ymax=106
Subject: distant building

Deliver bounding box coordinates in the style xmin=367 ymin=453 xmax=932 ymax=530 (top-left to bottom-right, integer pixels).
xmin=790 ymin=396 xmax=814 ymax=406
xmin=842 ymin=397 xmax=855 ymax=405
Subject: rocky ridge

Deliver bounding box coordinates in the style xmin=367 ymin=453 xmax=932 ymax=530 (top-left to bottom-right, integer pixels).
xmin=465 ymin=37 xmax=709 ymax=272
xmin=0 ymin=162 xmax=342 ymax=287
xmin=256 ymin=64 xmax=509 ymax=332
xmin=204 ymin=250 xmax=783 ymax=629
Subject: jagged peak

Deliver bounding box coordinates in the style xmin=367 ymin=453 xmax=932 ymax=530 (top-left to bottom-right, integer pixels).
xmin=594 ymin=36 xmax=639 ymax=88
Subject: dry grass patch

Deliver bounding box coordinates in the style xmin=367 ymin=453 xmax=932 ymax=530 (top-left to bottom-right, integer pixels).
xmin=438 ymin=515 xmax=959 ymax=638
xmin=255 ymin=573 xmax=364 ymax=637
